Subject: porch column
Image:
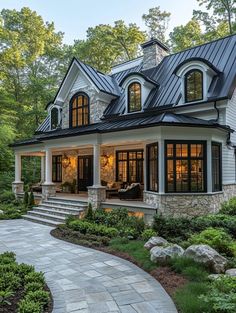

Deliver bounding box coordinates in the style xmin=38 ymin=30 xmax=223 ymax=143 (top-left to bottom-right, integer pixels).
xmin=41 ymin=155 xmax=45 ymax=183
xmin=93 ymin=144 xmax=101 ymax=186
xmin=12 ymin=152 xmax=24 ymax=195
xmin=88 ymin=144 xmax=106 ymax=209
xmin=42 ymin=148 xmax=56 ymax=199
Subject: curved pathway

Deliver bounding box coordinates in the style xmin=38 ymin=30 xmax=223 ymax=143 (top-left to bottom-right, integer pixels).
xmin=0 ymin=220 xmax=177 ymax=313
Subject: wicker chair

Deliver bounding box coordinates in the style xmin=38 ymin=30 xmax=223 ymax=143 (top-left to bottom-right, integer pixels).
xmin=118 ymin=183 xmax=141 ymax=200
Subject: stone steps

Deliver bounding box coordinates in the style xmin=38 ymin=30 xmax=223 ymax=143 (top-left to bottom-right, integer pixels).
xmin=23 ymin=197 xmax=87 ymax=227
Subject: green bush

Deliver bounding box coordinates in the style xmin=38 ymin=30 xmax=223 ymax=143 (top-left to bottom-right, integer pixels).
xmin=152 ymin=214 xmax=193 ymax=241
xmin=200 ymin=276 xmax=236 ymax=312
xmin=141 ymin=228 xmax=157 ymax=241
xmin=0 ymin=251 xmax=15 ymax=263
xmin=24 ymin=272 xmax=45 ymax=285
xmin=24 ymin=282 xmax=44 ymax=293
xmin=28 ymin=190 xmax=35 ymax=207
xmin=23 ymin=191 xmax=29 ymax=207
xmin=24 ymin=290 xmax=49 ymax=308
xmin=84 ymin=203 xmax=94 ymax=221
xmin=68 ymin=219 xmax=119 ymax=238
xmin=18 ymin=299 xmax=42 ymax=313
xmin=188 ymin=227 xmax=236 ymax=257
xmin=0 ymin=272 xmax=21 ymax=291
xmin=0 ymin=191 xmax=15 ymax=204
xmin=220 ymin=197 xmax=236 ymax=216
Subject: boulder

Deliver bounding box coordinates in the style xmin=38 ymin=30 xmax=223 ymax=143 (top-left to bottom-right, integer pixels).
xmin=208 ymin=274 xmax=222 ymax=280
xmin=225 ymin=268 xmax=236 ymax=277
xmin=144 ymin=236 xmax=168 ymax=250
xmin=184 ymin=244 xmax=227 ymax=273
xmin=150 ymin=244 xmax=184 ymax=263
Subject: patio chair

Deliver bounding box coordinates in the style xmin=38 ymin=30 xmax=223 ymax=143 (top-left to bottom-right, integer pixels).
xmin=118 ymin=183 xmax=141 ymax=200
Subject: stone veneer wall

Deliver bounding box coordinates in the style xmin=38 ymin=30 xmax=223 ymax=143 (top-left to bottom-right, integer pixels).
xmin=144 ymin=184 xmax=236 ymax=218
xmin=61 ymin=85 xmax=110 ymax=129
xmin=142 ymin=44 xmax=168 ymax=70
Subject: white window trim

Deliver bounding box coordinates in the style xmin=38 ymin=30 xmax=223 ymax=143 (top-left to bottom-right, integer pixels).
xmin=176 ymin=61 xmax=217 ymax=105
xmin=50 ymin=105 xmax=62 ymax=130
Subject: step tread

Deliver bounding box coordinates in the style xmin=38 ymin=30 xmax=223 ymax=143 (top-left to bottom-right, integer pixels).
xmin=32 ymin=207 xmax=82 ymax=215
xmin=27 ymin=211 xmax=66 ymax=221
xmin=43 ymin=200 xmax=87 ymax=208
xmin=35 ymin=204 xmax=84 ymax=212
xmin=23 ymin=215 xmax=61 ymax=226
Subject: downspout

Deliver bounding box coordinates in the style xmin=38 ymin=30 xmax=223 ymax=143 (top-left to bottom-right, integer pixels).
xmin=213 ymin=101 xmax=220 ymax=122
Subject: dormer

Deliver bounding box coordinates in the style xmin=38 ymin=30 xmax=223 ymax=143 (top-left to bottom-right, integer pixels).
xmin=174 ymin=58 xmax=221 ymax=105
xmin=47 ymin=103 xmax=62 ymax=131
xmin=119 ymin=73 xmax=158 ymax=114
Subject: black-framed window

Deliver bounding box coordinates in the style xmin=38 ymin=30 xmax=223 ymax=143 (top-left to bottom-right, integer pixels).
xmin=52 ymin=155 xmax=62 ymax=182
xmin=70 ymin=93 xmax=89 ymax=128
xmin=147 ymin=143 xmax=158 ymax=192
xmin=128 ymin=82 xmax=141 ymax=113
xmin=51 ymin=107 xmax=59 ymax=130
xmin=116 ymin=150 xmax=143 ymax=184
xmin=165 ymin=141 xmax=207 ymax=193
xmin=185 ymin=69 xmax=203 ymax=103
xmin=212 ymin=142 xmax=222 ymax=192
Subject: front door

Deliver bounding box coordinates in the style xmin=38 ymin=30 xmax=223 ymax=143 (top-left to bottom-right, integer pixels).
xmin=78 ymin=155 xmax=93 ymax=192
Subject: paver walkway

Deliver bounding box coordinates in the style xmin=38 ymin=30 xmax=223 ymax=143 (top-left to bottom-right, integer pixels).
xmin=0 ymin=220 xmax=177 ymax=313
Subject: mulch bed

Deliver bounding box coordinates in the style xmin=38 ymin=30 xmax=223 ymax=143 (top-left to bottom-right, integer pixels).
xmin=51 ymin=227 xmax=188 ymax=297
xmin=0 ymin=283 xmax=53 ymax=313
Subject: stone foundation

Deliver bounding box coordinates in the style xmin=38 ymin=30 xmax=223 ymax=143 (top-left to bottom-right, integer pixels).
xmin=144 ymin=184 xmax=236 ymax=218
xmin=88 ymin=186 xmax=106 ymax=209
xmin=12 ymin=182 xmax=24 ymax=196
xmin=42 ymin=183 xmax=56 ymax=200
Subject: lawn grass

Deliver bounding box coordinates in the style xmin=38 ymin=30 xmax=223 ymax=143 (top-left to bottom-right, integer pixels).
xmin=109 ymin=238 xmax=157 ymax=271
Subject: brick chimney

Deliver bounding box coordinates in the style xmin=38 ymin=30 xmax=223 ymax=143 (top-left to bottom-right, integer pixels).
xmin=141 ymin=38 xmax=169 ymax=70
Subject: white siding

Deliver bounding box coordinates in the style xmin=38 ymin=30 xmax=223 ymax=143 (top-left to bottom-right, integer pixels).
xmin=223 ymin=88 xmax=236 ymax=184
xmin=71 ymin=73 xmax=88 ymax=92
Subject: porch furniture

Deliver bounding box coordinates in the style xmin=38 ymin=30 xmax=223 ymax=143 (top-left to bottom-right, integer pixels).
xmin=106 ymin=188 xmax=119 ymax=199
xmin=118 ymin=183 xmax=141 ymax=200
xmin=31 ymin=183 xmax=42 ymax=193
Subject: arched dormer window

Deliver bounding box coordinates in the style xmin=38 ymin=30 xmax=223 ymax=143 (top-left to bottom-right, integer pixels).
xmin=70 ymin=93 xmax=89 ymax=128
xmin=51 ymin=107 xmax=60 ymax=130
xmin=128 ymin=82 xmax=141 ymax=113
xmin=184 ymin=69 xmax=203 ymax=103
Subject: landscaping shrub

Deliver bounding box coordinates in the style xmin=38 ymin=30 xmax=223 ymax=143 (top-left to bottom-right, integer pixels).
xmin=141 ymin=228 xmax=156 ymax=241
xmin=199 ymin=276 xmax=236 ymax=312
xmin=23 ymin=191 xmax=29 ymax=207
xmin=0 ymin=191 xmax=15 ymax=204
xmin=28 ymin=190 xmax=35 ymax=208
xmin=188 ymin=227 xmax=236 ymax=257
xmin=18 ymin=299 xmax=42 ymax=313
xmin=24 ymin=290 xmax=49 ymax=308
xmin=68 ymin=219 xmax=119 ymax=238
xmin=220 ymin=197 xmax=236 ymax=216
xmin=152 ymin=214 xmax=193 ymax=241
xmin=25 ymin=282 xmax=44 ymax=293
xmin=24 ymin=272 xmax=45 ymax=285
xmin=0 ymin=204 xmax=25 ymax=220
xmin=84 ymin=203 xmax=94 ymax=221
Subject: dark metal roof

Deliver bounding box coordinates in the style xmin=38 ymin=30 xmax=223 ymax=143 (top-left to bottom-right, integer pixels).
xmin=104 ymin=34 xmax=236 ymax=116
xmin=36 ymin=116 xmax=50 ymax=132
xmin=11 ymin=113 xmax=232 ymax=147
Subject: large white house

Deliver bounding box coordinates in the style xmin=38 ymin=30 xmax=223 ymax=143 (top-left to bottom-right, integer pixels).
xmin=11 ymin=35 xmax=236 ymax=223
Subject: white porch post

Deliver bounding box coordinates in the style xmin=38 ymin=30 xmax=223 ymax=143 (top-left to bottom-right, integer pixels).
xmin=41 ymin=155 xmax=45 ymax=183
xmin=15 ymin=153 xmax=22 ymax=183
xmin=42 ymin=148 xmax=56 ymax=199
xmin=45 ymin=148 xmax=52 ymax=184
xmin=88 ymin=143 xmax=106 ymax=209
xmin=12 ymin=152 xmax=24 ymax=195
xmin=93 ymin=144 xmax=101 ymax=186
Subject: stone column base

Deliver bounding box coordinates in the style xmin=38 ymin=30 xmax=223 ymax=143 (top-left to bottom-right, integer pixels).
xmin=42 ymin=183 xmax=56 ymax=200
xmin=12 ymin=182 xmax=24 ymax=196
xmin=88 ymin=186 xmax=106 ymax=210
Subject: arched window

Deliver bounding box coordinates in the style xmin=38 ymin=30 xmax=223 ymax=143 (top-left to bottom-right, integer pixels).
xmin=70 ymin=93 xmax=89 ymax=128
xmin=128 ymin=82 xmax=141 ymax=113
xmin=185 ymin=69 xmax=203 ymax=103
xmin=51 ymin=107 xmax=59 ymax=130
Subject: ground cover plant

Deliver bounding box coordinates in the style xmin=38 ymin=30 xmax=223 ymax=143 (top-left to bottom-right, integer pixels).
xmin=51 ymin=198 xmax=236 ymax=313
xmin=0 ymin=252 xmax=52 ymax=313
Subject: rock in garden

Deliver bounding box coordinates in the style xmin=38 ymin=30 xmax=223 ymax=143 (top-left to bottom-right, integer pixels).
xmin=184 ymin=244 xmax=227 ymax=273
xmin=208 ymin=274 xmax=222 ymax=280
xmin=144 ymin=236 xmax=168 ymax=250
xmin=225 ymin=268 xmax=236 ymax=277
xmin=150 ymin=244 xmax=184 ymax=263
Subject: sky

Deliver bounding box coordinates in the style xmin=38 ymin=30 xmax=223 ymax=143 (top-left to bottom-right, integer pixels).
xmin=0 ymin=0 xmax=199 ymax=44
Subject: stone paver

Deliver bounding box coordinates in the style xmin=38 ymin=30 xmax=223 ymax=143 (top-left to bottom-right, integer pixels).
xmin=0 ymin=220 xmax=177 ymax=313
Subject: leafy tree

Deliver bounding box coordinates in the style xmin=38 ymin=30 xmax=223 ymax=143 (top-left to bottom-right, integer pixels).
xmin=169 ymin=19 xmax=204 ymax=53
xmin=142 ymin=6 xmax=171 ymax=42
xmin=194 ymin=0 xmax=236 ymax=34
xmin=71 ymin=21 xmax=146 ymax=73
